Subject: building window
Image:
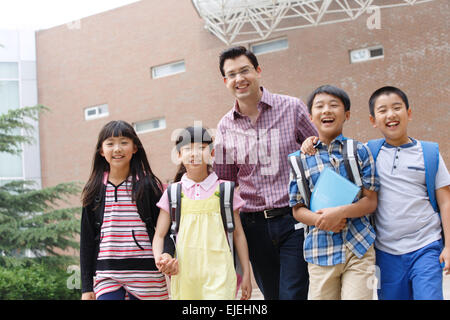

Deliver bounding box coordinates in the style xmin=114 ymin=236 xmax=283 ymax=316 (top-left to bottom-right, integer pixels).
xmin=350 ymin=46 xmax=384 ymax=63
xmin=0 ymin=62 xmax=19 ymax=79
xmin=0 ymin=62 xmax=20 ymax=114
xmin=84 ymin=104 xmax=109 ymax=120
xmin=250 ymin=38 xmax=288 ymax=55
xmin=0 ymin=151 xmax=23 ymax=179
xmin=151 ymin=61 xmax=186 ymax=79
xmin=0 ymin=62 xmax=23 ymax=180
xmin=134 ymin=118 xmax=166 ymax=134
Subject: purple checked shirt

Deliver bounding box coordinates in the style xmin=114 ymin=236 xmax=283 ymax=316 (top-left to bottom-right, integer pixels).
xmin=213 ymin=87 xmax=318 ymax=212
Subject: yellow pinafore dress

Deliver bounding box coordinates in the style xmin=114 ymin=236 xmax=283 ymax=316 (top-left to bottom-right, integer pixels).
xmin=171 ymin=187 xmax=237 ymax=300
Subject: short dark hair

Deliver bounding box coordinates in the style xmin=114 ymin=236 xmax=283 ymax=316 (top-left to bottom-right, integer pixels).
xmin=173 ymin=126 xmax=213 ymax=182
xmin=369 ymin=86 xmax=409 ymax=117
xmin=306 ymin=85 xmax=351 ymax=114
xmin=219 ymin=46 xmax=259 ymax=77
xmin=175 ymin=126 xmax=213 ymax=152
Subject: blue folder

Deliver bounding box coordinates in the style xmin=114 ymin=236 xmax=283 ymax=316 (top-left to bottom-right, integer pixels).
xmin=310 ymin=168 xmax=360 ymax=212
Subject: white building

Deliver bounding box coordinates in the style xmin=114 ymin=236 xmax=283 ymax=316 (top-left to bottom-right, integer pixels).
xmin=0 ymin=29 xmax=41 ymax=188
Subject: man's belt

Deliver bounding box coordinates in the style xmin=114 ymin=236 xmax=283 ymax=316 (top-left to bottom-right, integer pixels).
xmin=242 ymin=206 xmax=292 ymax=219
xmin=263 ymin=206 xmax=292 ymax=219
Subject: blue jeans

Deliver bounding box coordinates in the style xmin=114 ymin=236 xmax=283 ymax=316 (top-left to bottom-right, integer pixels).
xmin=376 ymin=239 xmax=443 ymax=300
xmin=96 ymin=287 xmax=139 ymax=300
xmin=240 ymin=212 xmax=309 ymax=300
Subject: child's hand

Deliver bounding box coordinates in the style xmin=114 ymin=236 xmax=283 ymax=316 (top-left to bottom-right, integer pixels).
xmin=81 ymin=292 xmax=95 ymax=300
xmin=156 ymin=253 xmax=179 ymax=276
xmin=328 ymin=218 xmax=347 ymax=233
xmin=315 ymin=207 xmax=346 ymax=232
xmin=163 ymin=257 xmax=179 ymax=276
xmin=239 ymin=274 xmax=252 ymax=300
xmin=440 ymin=246 xmax=450 ymax=275
xmin=301 ymin=136 xmax=319 ymax=155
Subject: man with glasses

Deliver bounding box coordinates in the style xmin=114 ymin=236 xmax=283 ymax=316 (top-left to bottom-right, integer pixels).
xmin=213 ymin=46 xmax=318 ymax=300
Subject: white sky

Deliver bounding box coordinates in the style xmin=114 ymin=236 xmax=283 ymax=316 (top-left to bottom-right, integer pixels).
xmin=0 ymin=0 xmax=141 ymax=30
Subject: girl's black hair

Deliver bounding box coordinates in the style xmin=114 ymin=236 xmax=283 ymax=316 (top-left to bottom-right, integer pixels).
xmin=306 ymin=85 xmax=351 ymax=114
xmin=82 ymin=120 xmax=163 ymax=208
xmin=173 ymin=126 xmax=213 ymax=182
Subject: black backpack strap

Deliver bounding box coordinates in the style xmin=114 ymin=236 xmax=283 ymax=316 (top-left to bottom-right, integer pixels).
xmin=168 ymin=183 xmax=182 ymax=236
xmin=135 ymin=179 xmax=155 ymax=237
xmin=343 ymin=139 xmax=375 ymax=227
xmin=219 ymin=181 xmax=241 ymax=276
xmin=220 ymin=181 xmax=235 ymax=253
xmin=288 ymin=153 xmax=311 ymax=234
xmin=342 ymin=139 xmax=362 ymax=188
xmin=288 ymin=154 xmax=311 ymax=208
xmin=93 ymin=185 xmax=106 ymax=240
xmin=219 ymin=181 xmax=235 ymax=234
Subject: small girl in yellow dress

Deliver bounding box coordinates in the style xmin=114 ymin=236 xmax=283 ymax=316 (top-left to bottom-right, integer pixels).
xmin=152 ymin=126 xmax=252 ymax=300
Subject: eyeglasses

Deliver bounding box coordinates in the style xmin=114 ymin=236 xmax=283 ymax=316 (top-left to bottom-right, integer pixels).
xmin=224 ymin=67 xmax=253 ymax=80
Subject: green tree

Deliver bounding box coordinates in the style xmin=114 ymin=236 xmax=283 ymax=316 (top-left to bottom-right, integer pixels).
xmin=0 ymin=105 xmax=81 ymax=299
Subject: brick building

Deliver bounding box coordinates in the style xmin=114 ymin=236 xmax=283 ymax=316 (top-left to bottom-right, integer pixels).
xmin=36 ymin=0 xmax=449 ymax=190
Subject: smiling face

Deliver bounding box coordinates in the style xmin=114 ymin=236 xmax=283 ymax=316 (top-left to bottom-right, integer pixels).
xmin=222 ymin=55 xmax=262 ymax=102
xmin=178 ymin=142 xmax=213 ymax=173
xmin=369 ymin=93 xmax=412 ymax=146
xmin=100 ymin=135 xmax=137 ymax=171
xmin=309 ymin=93 xmax=350 ymax=145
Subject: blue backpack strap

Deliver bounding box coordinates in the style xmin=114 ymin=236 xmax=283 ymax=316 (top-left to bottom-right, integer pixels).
xmin=421 ymin=141 xmax=440 ymax=214
xmin=366 ymin=138 xmax=385 ymax=161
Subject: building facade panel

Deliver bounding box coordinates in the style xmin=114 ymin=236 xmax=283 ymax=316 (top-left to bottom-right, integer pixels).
xmin=0 ymin=29 xmax=40 ymax=187
xmin=36 ymin=0 xmax=449 ymax=190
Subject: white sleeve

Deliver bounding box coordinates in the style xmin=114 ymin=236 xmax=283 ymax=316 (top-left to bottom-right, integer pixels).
xmin=435 ymin=153 xmax=450 ymax=190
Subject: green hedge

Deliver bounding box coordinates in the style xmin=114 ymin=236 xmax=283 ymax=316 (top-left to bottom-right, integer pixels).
xmin=0 ymin=263 xmax=81 ymax=300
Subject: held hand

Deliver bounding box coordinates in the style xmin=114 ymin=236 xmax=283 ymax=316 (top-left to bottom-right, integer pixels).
xmin=81 ymin=292 xmax=95 ymax=300
xmin=439 ymin=246 xmax=450 ymax=275
xmin=301 ymin=136 xmax=319 ymax=156
xmin=239 ymin=274 xmax=252 ymax=300
xmin=155 ymin=254 xmax=165 ymax=270
xmin=163 ymin=257 xmax=179 ymax=276
xmin=156 ymin=253 xmax=179 ymax=276
xmin=315 ymin=207 xmax=346 ymax=232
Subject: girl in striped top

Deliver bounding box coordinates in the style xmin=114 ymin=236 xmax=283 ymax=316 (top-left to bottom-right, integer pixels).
xmin=80 ymin=120 xmax=174 ymax=300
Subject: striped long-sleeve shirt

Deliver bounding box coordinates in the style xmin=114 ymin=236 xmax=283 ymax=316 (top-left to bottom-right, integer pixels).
xmin=94 ymin=177 xmax=168 ymax=300
xmin=213 ymin=87 xmax=318 ymax=212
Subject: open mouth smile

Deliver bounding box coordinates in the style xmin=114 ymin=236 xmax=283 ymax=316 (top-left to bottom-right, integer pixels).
xmin=235 ymin=83 xmax=249 ymax=91
xmin=321 ymin=117 xmax=335 ymax=125
xmin=386 ymin=121 xmax=400 ymax=128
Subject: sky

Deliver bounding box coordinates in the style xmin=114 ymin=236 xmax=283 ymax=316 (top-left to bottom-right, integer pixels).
xmin=0 ymin=0 xmax=141 ymax=30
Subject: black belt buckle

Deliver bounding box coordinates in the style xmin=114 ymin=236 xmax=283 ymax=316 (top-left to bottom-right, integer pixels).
xmin=264 ymin=209 xmax=274 ymax=219
xmin=263 ymin=207 xmax=290 ymax=219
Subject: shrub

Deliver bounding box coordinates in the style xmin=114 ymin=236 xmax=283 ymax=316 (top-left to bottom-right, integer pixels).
xmin=0 ymin=262 xmax=80 ymax=300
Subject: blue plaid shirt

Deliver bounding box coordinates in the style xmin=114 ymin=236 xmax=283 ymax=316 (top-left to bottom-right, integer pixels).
xmin=288 ymin=134 xmax=379 ymax=266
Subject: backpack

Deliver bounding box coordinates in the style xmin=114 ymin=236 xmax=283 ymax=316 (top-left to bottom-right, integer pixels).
xmin=167 ymin=181 xmax=236 ymax=258
xmin=366 ymin=138 xmax=440 ymax=214
xmin=289 ymin=138 xmax=363 ymax=210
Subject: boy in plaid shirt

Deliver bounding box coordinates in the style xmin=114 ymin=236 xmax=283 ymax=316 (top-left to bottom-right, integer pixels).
xmin=288 ymin=85 xmax=379 ymax=299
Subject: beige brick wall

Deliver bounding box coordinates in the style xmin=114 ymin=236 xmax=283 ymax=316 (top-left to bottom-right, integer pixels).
xmin=36 ymin=0 xmax=449 ymax=194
